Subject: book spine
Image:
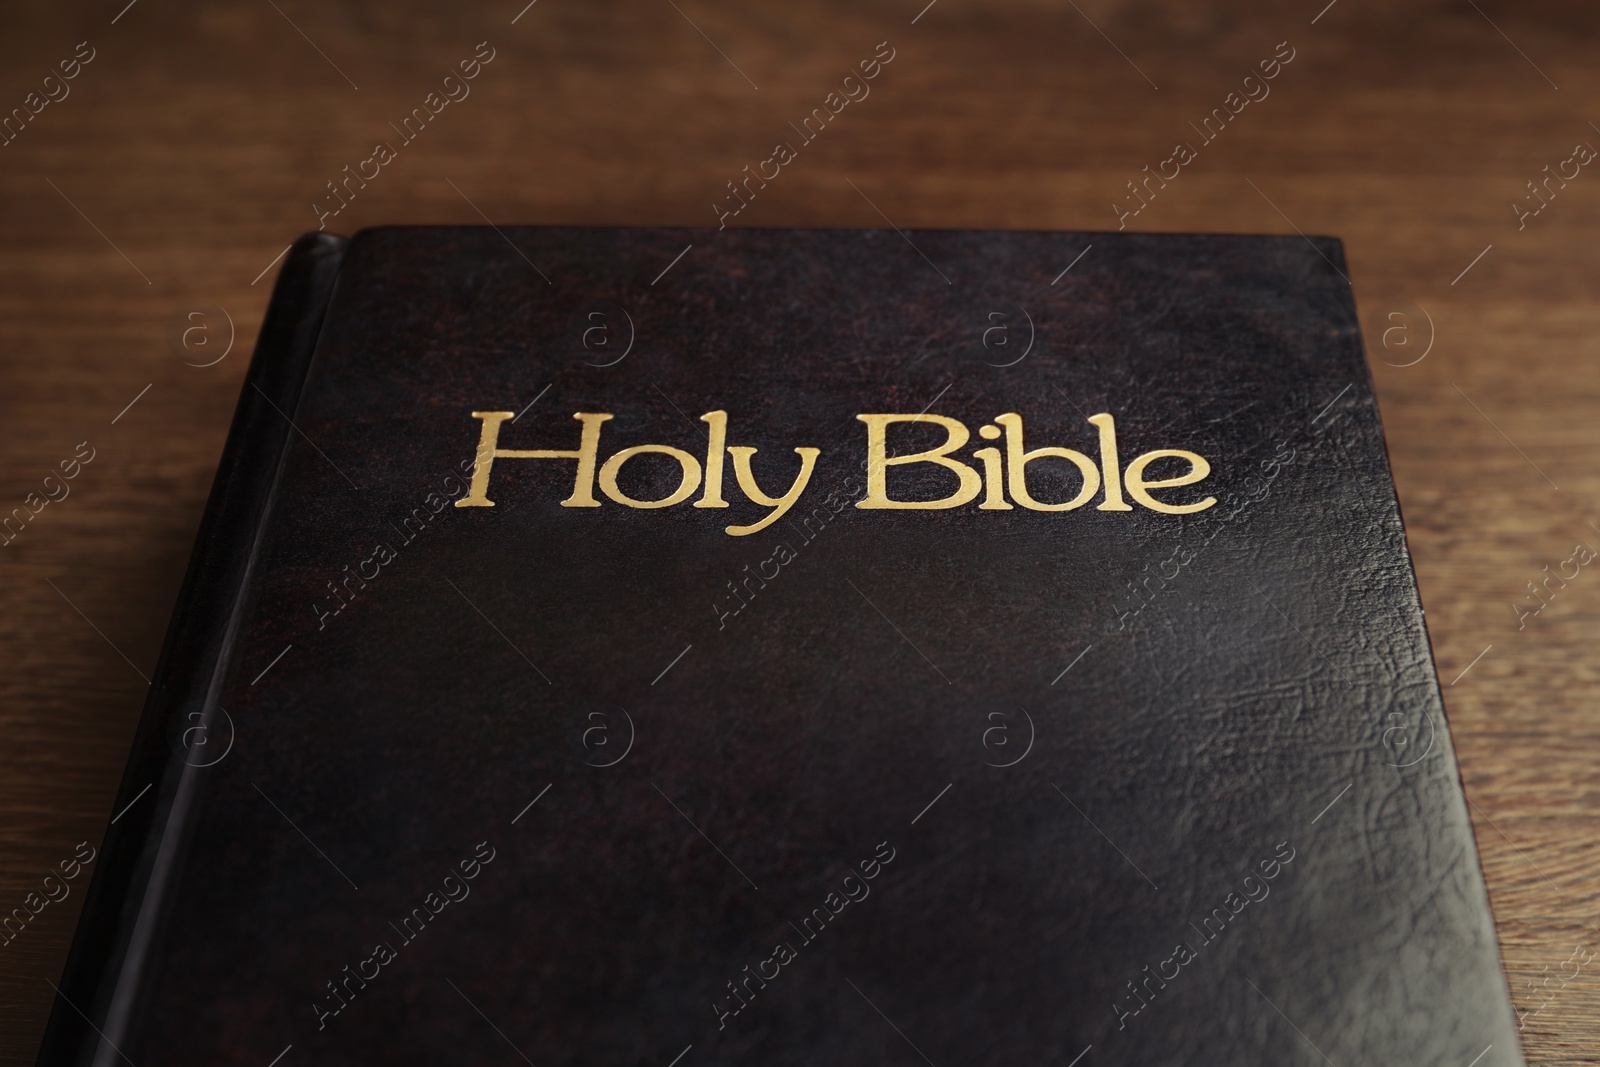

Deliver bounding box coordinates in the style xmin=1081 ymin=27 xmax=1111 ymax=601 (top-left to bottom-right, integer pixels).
xmin=35 ymin=232 xmax=349 ymax=1067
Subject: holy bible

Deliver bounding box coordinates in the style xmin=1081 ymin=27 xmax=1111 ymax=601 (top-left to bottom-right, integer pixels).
xmin=40 ymin=227 xmax=1523 ymax=1066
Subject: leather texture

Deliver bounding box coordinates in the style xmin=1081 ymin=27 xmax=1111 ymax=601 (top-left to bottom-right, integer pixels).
xmin=46 ymin=227 xmax=1523 ymax=1067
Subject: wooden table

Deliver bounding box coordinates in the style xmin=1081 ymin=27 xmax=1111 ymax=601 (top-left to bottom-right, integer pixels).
xmin=1 ymin=1 xmax=1595 ymax=1061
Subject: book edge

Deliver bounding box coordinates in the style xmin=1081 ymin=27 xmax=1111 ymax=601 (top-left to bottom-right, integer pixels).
xmin=1347 ymin=262 xmax=1529 ymax=1062
xmin=34 ymin=232 xmax=350 ymax=1067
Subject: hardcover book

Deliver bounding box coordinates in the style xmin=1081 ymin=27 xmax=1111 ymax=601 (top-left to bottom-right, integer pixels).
xmin=40 ymin=226 xmax=1523 ymax=1067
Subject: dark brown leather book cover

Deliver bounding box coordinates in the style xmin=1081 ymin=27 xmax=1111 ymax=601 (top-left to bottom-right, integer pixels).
xmin=41 ymin=226 xmax=1523 ymax=1067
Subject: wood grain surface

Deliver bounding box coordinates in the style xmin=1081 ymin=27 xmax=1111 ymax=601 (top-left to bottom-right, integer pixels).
xmin=1 ymin=1 xmax=1596 ymax=1062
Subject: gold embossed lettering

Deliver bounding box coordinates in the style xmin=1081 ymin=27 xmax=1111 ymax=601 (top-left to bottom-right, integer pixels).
xmin=456 ymin=411 xmax=612 ymax=508
xmin=856 ymin=414 xmax=981 ymax=509
xmin=1124 ymin=449 xmax=1216 ymax=514
xmin=1087 ymin=412 xmax=1134 ymax=511
xmin=598 ymin=445 xmax=703 ymax=508
xmin=697 ymin=410 xmax=730 ymax=508
xmin=726 ymin=445 xmax=821 ymax=535
xmin=993 ymin=412 xmax=1100 ymax=511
